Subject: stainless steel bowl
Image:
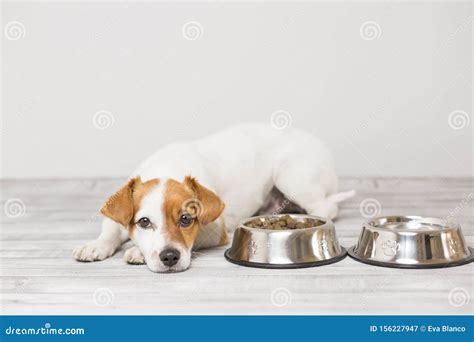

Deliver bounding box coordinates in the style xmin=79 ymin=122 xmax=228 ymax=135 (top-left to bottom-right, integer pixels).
xmin=224 ymin=214 xmax=347 ymax=269
xmin=348 ymin=216 xmax=473 ymax=269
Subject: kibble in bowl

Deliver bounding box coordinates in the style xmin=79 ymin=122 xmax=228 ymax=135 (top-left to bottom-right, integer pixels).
xmin=225 ymin=214 xmax=347 ymax=269
xmin=244 ymin=215 xmax=324 ymax=230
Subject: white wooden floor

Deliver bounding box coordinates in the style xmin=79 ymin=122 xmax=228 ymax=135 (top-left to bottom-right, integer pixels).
xmin=1 ymin=177 xmax=472 ymax=315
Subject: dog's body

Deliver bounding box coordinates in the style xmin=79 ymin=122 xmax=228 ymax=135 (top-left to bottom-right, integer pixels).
xmin=74 ymin=124 xmax=354 ymax=272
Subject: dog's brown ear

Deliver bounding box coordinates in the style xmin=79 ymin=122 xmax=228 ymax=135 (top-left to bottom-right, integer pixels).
xmin=101 ymin=177 xmax=141 ymax=226
xmin=183 ymin=176 xmax=225 ymax=225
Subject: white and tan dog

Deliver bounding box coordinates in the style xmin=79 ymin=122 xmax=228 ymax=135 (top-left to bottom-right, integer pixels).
xmin=73 ymin=124 xmax=354 ymax=272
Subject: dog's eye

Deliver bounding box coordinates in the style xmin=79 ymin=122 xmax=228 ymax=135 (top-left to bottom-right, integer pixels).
xmin=137 ymin=217 xmax=152 ymax=228
xmin=179 ymin=213 xmax=194 ymax=228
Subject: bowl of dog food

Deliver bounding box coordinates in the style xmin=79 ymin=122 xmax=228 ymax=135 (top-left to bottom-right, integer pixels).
xmin=348 ymin=215 xmax=474 ymax=269
xmin=224 ymin=214 xmax=347 ymax=269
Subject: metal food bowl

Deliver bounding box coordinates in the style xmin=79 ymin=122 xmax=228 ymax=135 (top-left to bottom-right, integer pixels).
xmin=348 ymin=216 xmax=474 ymax=269
xmin=224 ymin=214 xmax=347 ymax=269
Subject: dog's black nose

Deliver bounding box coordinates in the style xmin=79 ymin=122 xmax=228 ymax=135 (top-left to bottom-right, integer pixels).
xmin=159 ymin=248 xmax=180 ymax=267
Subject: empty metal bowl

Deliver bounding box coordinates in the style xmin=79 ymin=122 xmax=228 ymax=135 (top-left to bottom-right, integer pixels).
xmin=348 ymin=216 xmax=473 ymax=269
xmin=224 ymin=214 xmax=347 ymax=269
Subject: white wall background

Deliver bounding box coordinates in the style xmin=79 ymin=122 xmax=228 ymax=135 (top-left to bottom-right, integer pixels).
xmin=1 ymin=1 xmax=472 ymax=178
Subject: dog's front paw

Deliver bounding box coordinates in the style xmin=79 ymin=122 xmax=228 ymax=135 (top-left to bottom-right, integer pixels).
xmin=73 ymin=240 xmax=115 ymax=262
xmin=124 ymin=246 xmax=145 ymax=265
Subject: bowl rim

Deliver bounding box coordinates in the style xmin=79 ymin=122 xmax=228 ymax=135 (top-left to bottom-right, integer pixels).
xmin=238 ymin=213 xmax=333 ymax=232
xmin=365 ymin=215 xmax=461 ymax=233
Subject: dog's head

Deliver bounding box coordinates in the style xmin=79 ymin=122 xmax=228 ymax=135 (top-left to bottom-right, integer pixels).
xmin=101 ymin=176 xmax=224 ymax=273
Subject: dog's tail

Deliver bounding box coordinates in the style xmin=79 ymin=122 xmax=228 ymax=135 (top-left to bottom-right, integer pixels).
xmin=327 ymin=190 xmax=356 ymax=203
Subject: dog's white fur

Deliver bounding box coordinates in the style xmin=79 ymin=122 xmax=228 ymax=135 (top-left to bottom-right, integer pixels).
xmin=73 ymin=123 xmax=354 ymax=272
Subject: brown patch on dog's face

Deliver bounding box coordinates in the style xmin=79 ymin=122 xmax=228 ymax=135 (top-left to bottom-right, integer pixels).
xmin=100 ymin=177 xmax=159 ymax=230
xmin=163 ymin=177 xmax=225 ymax=249
xmin=163 ymin=179 xmax=199 ymax=248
